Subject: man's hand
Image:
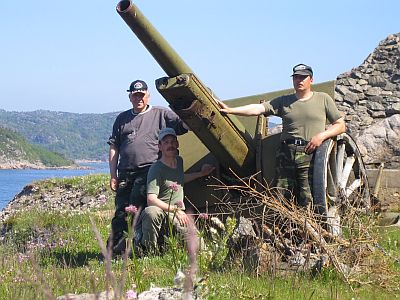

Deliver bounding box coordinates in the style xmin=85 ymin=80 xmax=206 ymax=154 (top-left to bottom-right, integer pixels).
xmin=305 ymin=133 xmax=325 ymax=154
xmin=200 ymin=164 xmax=216 ymax=177
xmin=216 ymin=100 xmax=231 ymax=114
xmin=110 ymin=177 xmax=118 ymax=192
xmin=305 ymin=117 xmax=346 ymax=154
xmin=175 ymin=209 xmax=189 ymax=226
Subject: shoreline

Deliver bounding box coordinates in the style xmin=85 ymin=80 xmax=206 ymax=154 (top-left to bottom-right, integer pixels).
xmin=0 ymin=162 xmax=92 ymax=170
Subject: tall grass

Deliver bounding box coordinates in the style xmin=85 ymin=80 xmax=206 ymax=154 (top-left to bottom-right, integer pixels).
xmin=0 ymin=174 xmax=399 ymax=299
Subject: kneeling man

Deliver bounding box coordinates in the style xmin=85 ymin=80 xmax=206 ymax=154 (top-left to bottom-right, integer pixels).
xmin=136 ymin=127 xmax=214 ymax=254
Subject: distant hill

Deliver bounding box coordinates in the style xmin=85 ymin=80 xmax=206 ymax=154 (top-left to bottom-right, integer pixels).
xmin=0 ymin=126 xmax=73 ymax=168
xmin=0 ymin=110 xmax=118 ymax=161
xmin=0 ymin=109 xmax=279 ymax=162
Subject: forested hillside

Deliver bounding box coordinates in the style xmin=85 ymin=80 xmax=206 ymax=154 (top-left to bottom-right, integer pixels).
xmin=0 ymin=109 xmax=279 ymax=162
xmin=0 ymin=110 xmax=118 ymax=161
xmin=0 ymin=126 xmax=73 ymax=167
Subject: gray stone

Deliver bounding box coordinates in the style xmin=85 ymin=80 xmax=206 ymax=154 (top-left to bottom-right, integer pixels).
xmin=230 ymin=217 xmax=256 ymax=244
xmin=335 ymin=85 xmax=349 ymax=95
xmin=360 ymin=116 xmax=374 ymax=126
xmin=358 ymin=79 xmax=368 ymax=85
xmin=369 ymin=75 xmax=387 ymax=87
xmin=367 ymin=101 xmax=385 ymax=111
xmin=369 ymin=110 xmax=386 ymax=118
xmin=381 ymin=90 xmax=393 ymax=96
xmin=387 ymin=103 xmax=400 ymax=115
xmin=344 ymin=92 xmax=359 ymax=105
xmin=355 ymin=114 xmax=400 ymax=165
xmin=349 ymin=84 xmax=364 ymax=93
xmin=384 ymin=82 xmax=398 ymax=91
xmin=351 ymin=71 xmax=363 ymax=79
xmin=365 ymin=87 xmax=382 ymax=96
xmin=334 ymin=92 xmax=343 ymax=102
xmin=358 ymin=100 xmax=368 ymax=105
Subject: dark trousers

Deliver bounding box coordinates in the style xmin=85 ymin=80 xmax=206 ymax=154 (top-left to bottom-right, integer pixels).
xmin=109 ymin=168 xmax=149 ymax=253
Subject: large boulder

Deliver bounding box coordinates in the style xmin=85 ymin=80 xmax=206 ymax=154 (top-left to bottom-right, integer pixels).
xmin=355 ymin=114 xmax=400 ymax=167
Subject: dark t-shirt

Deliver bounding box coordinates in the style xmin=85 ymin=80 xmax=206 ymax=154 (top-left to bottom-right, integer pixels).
xmin=108 ymin=105 xmax=187 ymax=170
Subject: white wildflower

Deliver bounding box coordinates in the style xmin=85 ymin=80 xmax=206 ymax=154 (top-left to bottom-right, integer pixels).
xmin=210 ymin=217 xmax=225 ymax=230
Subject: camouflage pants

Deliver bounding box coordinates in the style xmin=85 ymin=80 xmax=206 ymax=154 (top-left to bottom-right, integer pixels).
xmin=274 ymin=143 xmax=314 ymax=207
xmin=109 ymin=168 xmax=149 ymax=253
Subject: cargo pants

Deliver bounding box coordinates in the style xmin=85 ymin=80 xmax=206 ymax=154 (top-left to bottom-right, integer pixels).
xmin=135 ymin=206 xmax=185 ymax=254
xmin=274 ymin=143 xmax=314 ymax=207
xmin=109 ymin=167 xmax=149 ymax=254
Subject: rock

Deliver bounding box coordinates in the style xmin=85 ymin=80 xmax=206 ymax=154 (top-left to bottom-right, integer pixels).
xmin=335 ymin=32 xmax=400 ymax=167
xmin=367 ymin=102 xmax=385 ymax=111
xmin=354 ymin=114 xmax=400 ymax=165
xmin=387 ymin=103 xmax=400 ymax=115
xmin=365 ymin=87 xmax=382 ymax=96
xmin=368 ymin=75 xmax=387 ymax=87
xmin=343 ymin=92 xmax=359 ymax=105
xmin=0 ymin=181 xmax=111 ymax=224
xmin=57 ymin=288 xmax=202 ymax=300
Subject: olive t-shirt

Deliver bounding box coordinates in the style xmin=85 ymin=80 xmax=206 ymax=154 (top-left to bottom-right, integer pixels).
xmin=146 ymin=156 xmax=185 ymax=208
xmin=262 ymin=92 xmax=342 ymax=141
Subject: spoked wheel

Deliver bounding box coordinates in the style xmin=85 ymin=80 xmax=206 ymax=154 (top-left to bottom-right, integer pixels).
xmin=312 ymin=133 xmax=370 ymax=234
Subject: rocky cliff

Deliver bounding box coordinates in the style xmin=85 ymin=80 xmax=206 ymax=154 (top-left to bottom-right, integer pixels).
xmin=335 ymin=33 xmax=400 ymax=168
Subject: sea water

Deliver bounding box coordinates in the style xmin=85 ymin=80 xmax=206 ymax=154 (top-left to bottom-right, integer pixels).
xmin=0 ymin=162 xmax=109 ymax=210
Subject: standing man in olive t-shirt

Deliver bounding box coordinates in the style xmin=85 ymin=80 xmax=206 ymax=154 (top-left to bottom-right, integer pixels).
xmin=217 ymin=64 xmax=346 ymax=207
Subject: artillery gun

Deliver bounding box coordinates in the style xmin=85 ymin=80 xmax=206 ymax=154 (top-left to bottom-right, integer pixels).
xmin=116 ymin=0 xmax=370 ymax=226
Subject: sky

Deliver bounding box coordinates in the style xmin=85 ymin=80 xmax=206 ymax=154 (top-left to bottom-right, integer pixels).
xmin=0 ymin=1 xmax=399 ymax=114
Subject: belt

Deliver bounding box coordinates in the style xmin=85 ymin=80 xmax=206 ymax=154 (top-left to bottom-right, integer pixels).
xmin=282 ymin=139 xmax=309 ymax=146
xmin=119 ymin=166 xmax=150 ymax=176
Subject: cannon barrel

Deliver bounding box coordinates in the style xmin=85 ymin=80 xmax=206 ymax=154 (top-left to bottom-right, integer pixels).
xmin=116 ymin=0 xmax=192 ymax=77
xmin=116 ymin=0 xmax=256 ymax=177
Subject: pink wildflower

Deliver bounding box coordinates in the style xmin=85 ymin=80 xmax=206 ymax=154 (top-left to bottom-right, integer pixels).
xmin=175 ymin=200 xmax=184 ymax=208
xmin=98 ymin=194 xmax=107 ymax=203
xmin=125 ymin=205 xmax=138 ymax=215
xmin=168 ymin=182 xmax=179 ymax=192
xmin=198 ymin=213 xmax=209 ymax=220
xmin=125 ymin=289 xmax=137 ymax=299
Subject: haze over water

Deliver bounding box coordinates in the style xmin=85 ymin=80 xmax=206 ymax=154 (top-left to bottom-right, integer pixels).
xmin=0 ymin=162 xmax=109 ymax=210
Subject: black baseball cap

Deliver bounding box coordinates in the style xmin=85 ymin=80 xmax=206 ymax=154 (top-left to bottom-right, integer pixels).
xmin=127 ymin=80 xmax=148 ymax=93
xmin=291 ymin=64 xmax=313 ymax=77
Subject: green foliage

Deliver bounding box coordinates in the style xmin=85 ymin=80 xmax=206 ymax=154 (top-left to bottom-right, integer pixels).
xmin=1 ymin=208 xmax=399 ymax=299
xmin=198 ymin=216 xmax=236 ymax=271
xmin=378 ymin=226 xmax=400 ymax=254
xmin=39 ymin=174 xmax=110 ymax=196
xmin=0 ymin=177 xmax=399 ymax=299
xmin=0 ymin=126 xmax=73 ymax=167
xmin=0 ymin=109 xmax=119 ymax=160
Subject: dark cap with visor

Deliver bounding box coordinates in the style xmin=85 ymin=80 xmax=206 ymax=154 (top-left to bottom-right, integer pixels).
xmin=127 ymin=80 xmax=148 ymax=93
xmin=291 ymin=64 xmax=313 ymax=77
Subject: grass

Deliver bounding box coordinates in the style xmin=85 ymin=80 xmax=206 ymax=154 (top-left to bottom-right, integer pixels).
xmin=0 ymin=175 xmax=399 ymax=299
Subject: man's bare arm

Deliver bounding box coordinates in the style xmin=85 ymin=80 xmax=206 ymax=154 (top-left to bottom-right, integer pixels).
xmin=306 ymin=118 xmax=346 ymax=153
xmin=217 ymin=100 xmax=265 ymax=116
xmin=109 ymin=145 xmax=119 ymax=191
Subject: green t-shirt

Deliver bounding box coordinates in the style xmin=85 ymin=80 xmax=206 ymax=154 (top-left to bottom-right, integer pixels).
xmin=262 ymin=92 xmax=342 ymax=141
xmin=146 ymin=156 xmax=185 ymax=208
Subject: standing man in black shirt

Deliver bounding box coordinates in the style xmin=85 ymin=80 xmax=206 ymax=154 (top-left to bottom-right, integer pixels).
xmin=107 ymin=79 xmax=188 ymax=255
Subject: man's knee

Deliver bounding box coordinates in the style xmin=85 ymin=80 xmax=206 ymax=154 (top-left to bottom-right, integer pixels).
xmin=142 ymin=206 xmax=164 ymax=221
